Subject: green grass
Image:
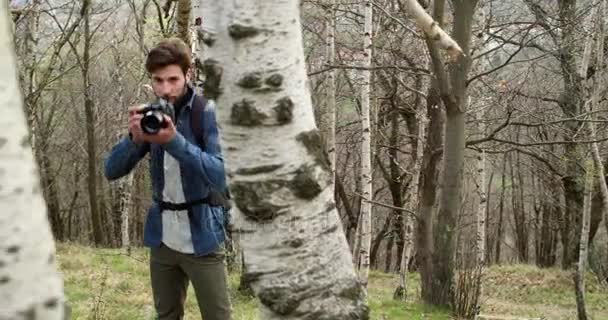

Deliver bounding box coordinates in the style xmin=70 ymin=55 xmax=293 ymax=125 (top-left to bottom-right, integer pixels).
xmin=56 ymin=243 xmax=608 ymax=320
xmin=481 ymin=264 xmax=608 ymax=319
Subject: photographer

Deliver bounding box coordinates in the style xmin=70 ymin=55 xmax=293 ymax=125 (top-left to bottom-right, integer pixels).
xmin=104 ymin=38 xmax=232 ymax=320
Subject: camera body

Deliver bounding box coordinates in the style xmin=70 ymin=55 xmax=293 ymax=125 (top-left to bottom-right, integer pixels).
xmin=138 ymin=98 xmax=175 ymax=134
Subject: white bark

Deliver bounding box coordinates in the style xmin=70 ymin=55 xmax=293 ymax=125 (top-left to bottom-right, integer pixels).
xmin=24 ymin=0 xmax=39 ymax=150
xmin=110 ymin=40 xmax=134 ymax=250
xmin=325 ymin=0 xmax=336 ymax=184
xmin=0 ymin=2 xmax=65 ymax=318
xmin=403 ymin=0 xmax=463 ymax=59
xmin=358 ymin=0 xmax=373 ymax=290
xmin=396 ymin=107 xmax=426 ymax=300
xmin=198 ymin=1 xmax=367 ymax=318
xmin=118 ymin=173 xmax=133 ymax=249
xmin=475 ymin=103 xmax=486 ymax=267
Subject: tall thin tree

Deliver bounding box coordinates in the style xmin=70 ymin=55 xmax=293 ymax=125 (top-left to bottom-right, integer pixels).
xmin=358 ymin=0 xmax=373 ymax=291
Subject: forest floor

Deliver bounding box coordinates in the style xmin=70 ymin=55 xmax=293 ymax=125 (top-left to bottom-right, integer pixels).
xmin=56 ymin=243 xmax=608 ymax=319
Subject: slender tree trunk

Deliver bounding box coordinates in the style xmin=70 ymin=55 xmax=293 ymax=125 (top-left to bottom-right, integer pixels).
xmin=0 ymin=3 xmax=66 ymax=316
xmin=80 ymin=0 xmax=102 ymax=245
xmin=380 ymin=111 xmax=404 ymax=274
xmin=110 ymin=41 xmax=134 ymax=252
xmin=418 ymin=84 xmax=443 ymax=303
xmin=496 ymin=154 xmax=507 ymax=265
xmin=475 ymin=104 xmax=486 ymax=267
xmin=325 ymin=0 xmax=336 ymax=183
xmin=536 ymin=173 xmax=560 ymax=268
xmin=484 ymin=172 xmax=494 ymax=265
xmin=370 ymin=214 xmax=391 ymax=269
xmin=587 ymin=0 xmax=608 ymax=251
xmin=512 ymin=150 xmax=528 ymax=263
xmin=575 ymin=159 xmax=593 ymax=320
xmin=357 ymin=0 xmax=373 ymax=291
xmin=384 ymin=233 xmax=395 ymax=273
xmin=198 ymin=1 xmax=368 ymax=317
xmin=574 ymin=5 xmax=604 ymax=318
xmin=394 ymin=104 xmax=426 ymax=300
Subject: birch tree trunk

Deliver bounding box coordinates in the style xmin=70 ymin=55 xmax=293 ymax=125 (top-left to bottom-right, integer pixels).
xmin=394 ymin=106 xmax=426 ymax=300
xmin=325 ymin=0 xmax=336 ymax=183
xmin=403 ymin=0 xmax=463 ymax=58
xmin=108 ymin=40 xmax=134 ymax=251
xmin=358 ymin=0 xmax=373 ymax=291
xmin=475 ymin=104 xmax=486 ymax=267
xmin=197 ymin=1 xmax=368 ymax=318
xmin=0 ymin=3 xmax=65 ymax=318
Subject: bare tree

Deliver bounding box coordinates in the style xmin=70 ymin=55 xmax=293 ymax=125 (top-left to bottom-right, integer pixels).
xmin=423 ymin=0 xmax=479 ymax=306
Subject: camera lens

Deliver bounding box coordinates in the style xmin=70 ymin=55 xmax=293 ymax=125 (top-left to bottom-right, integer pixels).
xmin=141 ymin=112 xmax=164 ymax=134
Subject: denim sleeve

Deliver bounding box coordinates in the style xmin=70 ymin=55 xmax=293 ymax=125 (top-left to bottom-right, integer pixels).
xmin=162 ymin=100 xmax=226 ymax=192
xmin=104 ymin=137 xmax=150 ymax=181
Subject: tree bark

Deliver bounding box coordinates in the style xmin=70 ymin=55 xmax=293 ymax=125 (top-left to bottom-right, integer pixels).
xmin=176 ymin=0 xmax=191 ymax=44
xmin=357 ymin=0 xmax=373 ymax=291
xmin=425 ymin=0 xmax=478 ymax=306
xmin=418 ymin=82 xmax=443 ymax=303
xmin=475 ymin=103 xmax=486 ymax=267
xmin=0 ymin=2 xmax=66 ymax=316
xmin=80 ymin=0 xmax=103 ymax=245
xmin=394 ymin=102 xmax=426 ymax=300
xmin=495 ymin=154 xmax=507 ymax=265
xmin=325 ymin=0 xmax=336 ymax=183
xmin=575 ymin=159 xmax=593 ymax=320
xmin=370 ymin=213 xmax=391 ymax=269
xmin=198 ymin=1 xmax=368 ymax=318
xmin=512 ymin=150 xmax=528 ymax=263
xmin=403 ymin=0 xmax=463 ymax=58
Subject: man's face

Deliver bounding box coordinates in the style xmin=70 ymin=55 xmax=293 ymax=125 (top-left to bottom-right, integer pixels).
xmin=151 ymin=64 xmax=190 ymax=104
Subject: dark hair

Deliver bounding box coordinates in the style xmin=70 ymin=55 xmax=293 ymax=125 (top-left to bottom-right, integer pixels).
xmin=145 ymin=37 xmax=192 ymax=75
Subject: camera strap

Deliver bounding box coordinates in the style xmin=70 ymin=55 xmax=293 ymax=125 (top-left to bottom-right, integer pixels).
xmin=155 ymin=190 xmax=227 ymax=211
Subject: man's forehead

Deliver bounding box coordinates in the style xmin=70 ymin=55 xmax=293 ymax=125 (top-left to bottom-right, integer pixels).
xmin=151 ymin=65 xmax=184 ymax=79
xmin=152 ymin=74 xmax=182 ymax=80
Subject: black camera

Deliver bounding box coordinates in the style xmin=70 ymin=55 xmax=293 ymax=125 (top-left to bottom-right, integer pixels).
xmin=138 ymin=98 xmax=175 ymax=134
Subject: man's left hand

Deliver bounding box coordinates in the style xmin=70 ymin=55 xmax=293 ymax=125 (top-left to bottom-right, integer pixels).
xmin=142 ymin=115 xmax=177 ymax=145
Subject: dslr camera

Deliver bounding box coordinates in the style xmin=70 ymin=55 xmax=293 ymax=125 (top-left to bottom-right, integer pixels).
xmin=138 ymin=98 xmax=175 ymax=134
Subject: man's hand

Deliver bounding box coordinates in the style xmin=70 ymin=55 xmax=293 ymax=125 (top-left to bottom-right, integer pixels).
xmin=143 ymin=115 xmax=177 ymax=145
xmin=128 ymin=105 xmax=146 ymax=144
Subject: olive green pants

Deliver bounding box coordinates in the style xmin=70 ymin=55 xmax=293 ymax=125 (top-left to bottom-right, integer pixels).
xmin=150 ymin=243 xmax=232 ymax=320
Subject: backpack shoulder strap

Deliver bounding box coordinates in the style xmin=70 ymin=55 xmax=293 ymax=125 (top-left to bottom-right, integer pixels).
xmin=191 ymin=94 xmax=208 ymax=149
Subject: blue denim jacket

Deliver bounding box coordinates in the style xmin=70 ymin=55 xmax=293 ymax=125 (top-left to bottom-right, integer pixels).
xmin=103 ymin=92 xmax=226 ymax=256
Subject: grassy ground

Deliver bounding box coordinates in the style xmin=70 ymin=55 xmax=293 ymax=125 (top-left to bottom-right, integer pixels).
xmin=56 ymin=243 xmax=608 ymax=319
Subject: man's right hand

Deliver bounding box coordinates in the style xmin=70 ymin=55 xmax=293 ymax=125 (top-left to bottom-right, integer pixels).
xmin=128 ymin=105 xmax=146 ymax=144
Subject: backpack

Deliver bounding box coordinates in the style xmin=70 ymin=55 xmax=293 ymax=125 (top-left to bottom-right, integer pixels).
xmin=190 ymin=94 xmax=233 ymax=212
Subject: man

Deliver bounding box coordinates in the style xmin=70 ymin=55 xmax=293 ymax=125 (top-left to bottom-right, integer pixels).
xmin=104 ymin=38 xmax=232 ymax=320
